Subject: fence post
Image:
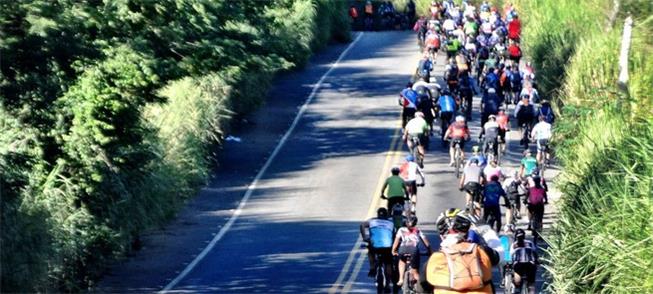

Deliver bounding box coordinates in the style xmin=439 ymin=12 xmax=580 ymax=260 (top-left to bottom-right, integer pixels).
xmin=617 ymin=16 xmax=633 ymax=97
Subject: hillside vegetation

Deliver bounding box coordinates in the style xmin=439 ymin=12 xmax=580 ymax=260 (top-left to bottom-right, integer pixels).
xmin=514 ymin=0 xmax=653 ymax=292
xmin=0 ymin=0 xmax=349 ymax=291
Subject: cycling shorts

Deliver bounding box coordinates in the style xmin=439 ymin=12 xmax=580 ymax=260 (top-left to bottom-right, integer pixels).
xmin=408 ymin=134 xmax=425 ymax=146
xmin=450 ymin=138 xmax=466 ymax=149
xmin=405 ymin=180 xmax=418 ymax=195
xmin=513 ymin=262 xmax=537 ymax=284
xmin=369 ymin=247 xmax=393 ymax=266
xmin=463 ymin=182 xmax=482 ymax=202
xmin=386 ymin=197 xmax=406 ymax=212
xmin=498 ymin=128 xmax=506 ymax=142
xmin=398 ymin=245 xmax=421 ymax=269
xmin=536 ymin=138 xmax=549 ymax=152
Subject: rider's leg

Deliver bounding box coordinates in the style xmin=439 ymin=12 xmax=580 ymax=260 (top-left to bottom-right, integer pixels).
xmin=368 ymin=250 xmax=376 ymax=276
xmin=449 ymin=146 xmax=455 ymax=165
xmin=397 ymin=259 xmax=406 ymax=285
xmin=512 ymin=272 xmax=523 ymax=294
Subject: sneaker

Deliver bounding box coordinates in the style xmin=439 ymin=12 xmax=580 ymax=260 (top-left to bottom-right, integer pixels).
xmin=449 ymin=161 xmax=455 ymax=167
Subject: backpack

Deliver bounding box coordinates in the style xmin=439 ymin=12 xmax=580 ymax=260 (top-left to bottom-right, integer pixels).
xmin=540 ymin=106 xmax=555 ymax=124
xmin=427 ymin=242 xmax=491 ymax=291
xmin=418 ymin=60 xmax=431 ymax=77
xmin=510 ymin=72 xmax=522 ymax=88
xmin=528 ymin=187 xmax=546 ymax=205
xmin=506 ymin=180 xmax=520 ymax=196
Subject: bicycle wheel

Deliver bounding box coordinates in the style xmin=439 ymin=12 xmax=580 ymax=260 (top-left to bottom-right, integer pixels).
xmin=375 ymin=264 xmax=385 ymax=294
xmin=402 ymin=268 xmax=411 ymax=294
xmin=503 ymin=268 xmax=513 ymax=292
xmin=455 ymin=148 xmax=461 ymax=178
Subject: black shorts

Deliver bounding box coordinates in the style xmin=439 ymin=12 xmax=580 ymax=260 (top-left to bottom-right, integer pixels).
xmin=406 ymin=180 xmax=418 ymax=195
xmin=440 ymin=111 xmax=454 ymax=124
xmin=428 ymin=46 xmax=439 ymax=54
xmin=398 ymin=245 xmax=421 ymax=269
xmin=507 ymin=192 xmax=521 ymax=207
xmin=537 ymin=138 xmax=549 ymax=152
xmin=450 ymin=138 xmax=465 ymax=149
xmin=498 ymin=128 xmax=506 ymax=142
xmin=513 ymin=262 xmax=537 ymax=283
xmin=463 ymin=182 xmax=482 ymax=202
xmin=370 ymin=247 xmax=393 ymax=266
xmin=387 ymin=197 xmax=406 ymax=212
xmin=527 ymin=203 xmax=545 ymax=217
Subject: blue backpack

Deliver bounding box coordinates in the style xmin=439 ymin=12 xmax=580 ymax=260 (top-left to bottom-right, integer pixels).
xmin=540 ymin=105 xmax=555 ymax=124
xmin=509 ymin=72 xmax=522 ymax=88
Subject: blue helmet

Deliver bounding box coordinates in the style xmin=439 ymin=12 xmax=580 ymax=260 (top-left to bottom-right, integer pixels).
xmin=406 ymin=155 xmax=415 ymax=162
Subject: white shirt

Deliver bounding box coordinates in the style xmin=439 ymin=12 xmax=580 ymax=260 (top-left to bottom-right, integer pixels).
xmin=443 ymin=19 xmax=456 ymax=31
xmin=531 ymin=121 xmax=552 ymax=140
xmin=483 ymin=121 xmax=499 ymax=132
xmin=402 ymin=161 xmax=424 ymax=182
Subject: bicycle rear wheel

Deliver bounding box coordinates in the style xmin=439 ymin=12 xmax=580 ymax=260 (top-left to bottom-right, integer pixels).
xmin=375 ymin=264 xmax=385 ymax=294
xmin=455 ymin=149 xmax=461 ymax=178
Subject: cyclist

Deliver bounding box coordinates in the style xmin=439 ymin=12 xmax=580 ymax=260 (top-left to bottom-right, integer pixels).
xmin=468 ymin=145 xmax=488 ymax=169
xmin=399 ymin=83 xmax=418 ymax=129
xmin=503 ymin=170 xmax=526 ymax=229
xmin=507 ymin=14 xmax=521 ymax=41
xmin=444 ymin=59 xmax=460 ymax=92
xmin=381 ymin=167 xmax=410 ymax=212
xmin=429 ymin=209 xmax=495 ymax=293
xmin=481 ymin=114 xmax=500 ymax=158
xmin=400 ymin=155 xmax=426 ymax=207
xmin=425 ymin=28 xmax=442 ymax=58
xmin=483 ymin=175 xmax=509 ymax=232
xmin=444 ymin=116 xmax=471 ymax=167
xmin=437 ymin=88 xmax=456 ymax=140
xmin=531 ymin=115 xmax=553 ymax=165
xmin=514 ymin=95 xmax=536 ymax=146
xmin=404 ymin=112 xmax=430 ymax=165
xmin=417 ymin=53 xmax=434 ymax=82
xmin=510 ymin=229 xmax=538 ymax=294
xmin=496 ymin=108 xmax=510 ymax=153
xmin=481 ymin=88 xmax=500 ymax=128
xmin=525 ymin=173 xmax=548 ymax=234
xmin=483 ymin=157 xmax=506 ymax=183
xmin=360 ymin=208 xmax=394 ymax=285
xmin=507 ymin=65 xmax=522 ymax=105
xmin=520 ymin=82 xmax=540 ymax=104
xmin=460 ymin=158 xmax=484 ymax=217
xmin=518 ymin=149 xmax=538 ymax=179
xmin=538 ymin=99 xmax=555 ymax=124
xmin=416 ymin=86 xmax=437 ymax=136
xmin=458 ymin=72 xmax=475 ymax=119
xmin=506 ymin=40 xmax=522 ymax=66
xmin=392 ymin=216 xmax=431 ymax=287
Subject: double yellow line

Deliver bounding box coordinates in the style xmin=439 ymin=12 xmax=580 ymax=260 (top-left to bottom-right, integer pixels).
xmin=328 ymin=121 xmax=404 ymax=294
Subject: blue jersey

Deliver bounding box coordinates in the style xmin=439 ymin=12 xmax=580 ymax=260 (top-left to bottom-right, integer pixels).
xmin=469 ymin=154 xmax=487 ymax=168
xmin=369 ymin=218 xmax=394 ymax=248
xmin=401 ymin=88 xmax=418 ymax=107
xmin=439 ymin=95 xmax=456 ymax=112
xmin=484 ymin=182 xmax=507 ymax=207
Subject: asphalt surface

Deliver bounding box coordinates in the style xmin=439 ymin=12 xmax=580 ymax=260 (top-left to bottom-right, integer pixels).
xmin=97 ymin=31 xmax=548 ymax=293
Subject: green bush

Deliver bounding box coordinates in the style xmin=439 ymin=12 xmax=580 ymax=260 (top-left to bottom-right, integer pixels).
xmin=1 ymin=0 xmax=350 ymax=291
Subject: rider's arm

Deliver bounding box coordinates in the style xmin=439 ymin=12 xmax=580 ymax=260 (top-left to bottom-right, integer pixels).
xmin=459 ymin=173 xmax=466 ymax=190
xmin=514 ymin=103 xmax=522 ymax=118
xmin=391 ymin=233 xmax=401 ymax=255
xmin=403 ymin=182 xmax=410 ymax=199
xmin=380 ymin=181 xmax=388 ymax=198
xmin=481 ymin=245 xmax=500 ymax=266
xmin=360 ymin=220 xmax=371 ymax=242
xmin=418 ymin=167 xmax=426 ymax=185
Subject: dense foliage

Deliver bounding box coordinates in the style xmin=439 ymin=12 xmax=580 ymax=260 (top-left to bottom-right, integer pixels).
xmin=514 ymin=0 xmax=653 ymax=292
xmin=0 ymin=0 xmax=349 ymax=291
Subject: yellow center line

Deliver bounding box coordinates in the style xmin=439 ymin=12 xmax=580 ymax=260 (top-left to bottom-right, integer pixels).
xmin=328 ymin=120 xmax=403 ymax=294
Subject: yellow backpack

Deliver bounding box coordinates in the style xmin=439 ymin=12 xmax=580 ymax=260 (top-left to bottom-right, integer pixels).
xmin=426 ymin=242 xmax=492 ymax=291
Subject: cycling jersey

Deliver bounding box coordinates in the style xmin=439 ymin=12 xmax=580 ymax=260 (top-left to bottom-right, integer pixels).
xmin=521 ymin=156 xmax=538 ymax=175
xmin=463 ymin=164 xmax=482 ymax=185
xmin=483 ymin=165 xmax=504 ymax=182
xmin=443 ymin=19 xmax=456 ymax=32
xmin=397 ymin=227 xmax=426 ymax=248
xmin=483 ymin=181 xmax=507 ymax=207
xmin=406 ymin=117 xmax=428 ymax=136
xmin=448 ymin=123 xmax=469 ymax=139
xmin=401 ymin=88 xmax=418 ymax=108
xmin=532 ymin=121 xmax=552 ymax=140
xmin=400 ymin=161 xmax=423 ymax=182
xmin=439 ymin=95 xmax=456 ymax=112
xmin=369 ymin=218 xmax=394 ymax=249
xmin=468 ymin=154 xmax=487 ymax=168
xmin=484 ymin=121 xmax=500 ymax=138
xmin=384 ymin=175 xmax=406 ymax=198
xmin=496 ymin=114 xmax=509 ymax=130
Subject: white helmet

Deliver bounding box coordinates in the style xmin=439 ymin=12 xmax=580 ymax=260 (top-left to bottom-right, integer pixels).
xmin=488 ymin=88 xmax=496 ymax=93
xmin=415 ymin=111 xmax=425 ymax=118
xmin=455 ymin=115 xmax=465 ymax=123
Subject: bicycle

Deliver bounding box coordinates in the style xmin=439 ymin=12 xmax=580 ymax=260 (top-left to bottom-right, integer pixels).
xmin=531 ymin=205 xmax=544 ymax=246
xmin=453 ymin=140 xmax=464 ymax=178
xmin=520 ymin=123 xmax=532 ymax=148
xmin=399 ymin=254 xmax=418 ymax=294
xmin=370 ymin=248 xmax=392 ymax=294
xmin=408 ymin=136 xmax=424 ymax=168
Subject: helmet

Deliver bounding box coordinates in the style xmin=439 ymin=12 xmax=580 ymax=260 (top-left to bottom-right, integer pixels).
xmin=406 ymin=82 xmax=414 ymax=88
xmin=470 ymin=158 xmax=479 ymax=164
xmin=514 ymin=228 xmax=526 ymax=241
xmin=498 ymin=107 xmax=505 ymax=112
xmin=415 ymin=111 xmax=425 ymax=118
xmin=489 ymin=114 xmax=496 ymax=120
xmin=436 ymin=208 xmax=472 ymax=235
xmin=406 ymin=155 xmax=415 ymax=162
xmin=377 ymin=207 xmax=389 ymax=218
xmin=541 ymin=99 xmax=550 ymax=105
xmin=472 ymin=145 xmax=480 ymax=153
xmin=521 ymin=93 xmax=530 ymax=99
xmin=523 ymin=149 xmax=532 ymax=156
xmin=391 ymin=166 xmax=400 ymax=175
xmin=455 ymin=115 xmax=465 ymax=123
xmin=487 ymin=88 xmax=496 ymax=94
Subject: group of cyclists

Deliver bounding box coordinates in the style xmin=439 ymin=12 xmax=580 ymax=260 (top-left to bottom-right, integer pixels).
xmin=360 ymin=1 xmax=557 ymax=293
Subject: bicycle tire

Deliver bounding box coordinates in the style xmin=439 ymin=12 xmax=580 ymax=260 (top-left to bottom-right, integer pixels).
xmin=402 ymin=269 xmax=411 ymax=294
xmin=375 ymin=263 xmax=385 ymax=294
xmin=504 ymin=268 xmax=513 ymax=292
xmin=455 ymin=149 xmax=461 ymax=178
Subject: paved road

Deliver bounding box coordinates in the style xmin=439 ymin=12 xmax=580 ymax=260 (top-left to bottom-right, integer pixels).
xmin=97 ymin=31 xmax=548 ymax=293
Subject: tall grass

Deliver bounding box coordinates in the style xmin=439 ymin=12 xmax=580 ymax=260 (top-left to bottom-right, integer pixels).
xmin=515 ymin=0 xmax=653 ymax=292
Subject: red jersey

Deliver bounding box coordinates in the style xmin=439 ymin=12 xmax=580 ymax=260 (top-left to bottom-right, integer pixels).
xmin=497 ymin=114 xmax=509 ymax=130
xmin=448 ymin=123 xmax=469 ymax=139
xmin=508 ymin=19 xmax=521 ymax=40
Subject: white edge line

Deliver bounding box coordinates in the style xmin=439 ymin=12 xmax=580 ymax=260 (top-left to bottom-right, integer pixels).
xmin=159 ymin=32 xmax=365 ymax=293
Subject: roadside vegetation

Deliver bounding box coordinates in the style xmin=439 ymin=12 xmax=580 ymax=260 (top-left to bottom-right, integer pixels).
xmin=0 ymin=0 xmax=349 ymax=291
xmin=514 ymin=0 xmax=653 ymax=292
